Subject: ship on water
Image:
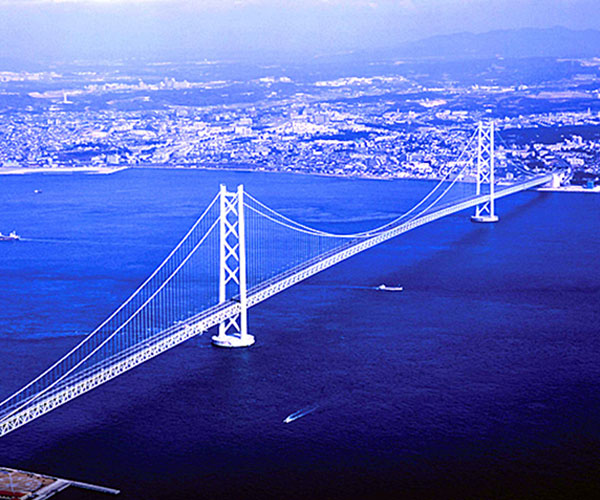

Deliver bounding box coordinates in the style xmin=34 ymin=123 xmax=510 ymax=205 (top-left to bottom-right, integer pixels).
xmin=0 ymin=231 xmax=20 ymax=242
xmin=377 ymin=284 xmax=403 ymax=291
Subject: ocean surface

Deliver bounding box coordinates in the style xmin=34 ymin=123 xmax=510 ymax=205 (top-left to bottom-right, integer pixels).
xmin=0 ymin=168 xmax=599 ymax=499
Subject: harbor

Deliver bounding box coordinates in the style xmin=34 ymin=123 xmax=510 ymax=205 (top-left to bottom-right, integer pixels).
xmin=0 ymin=468 xmax=119 ymax=500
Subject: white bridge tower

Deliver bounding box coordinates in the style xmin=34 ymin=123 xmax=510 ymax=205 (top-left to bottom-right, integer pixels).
xmin=471 ymin=121 xmax=499 ymax=223
xmin=211 ymin=184 xmax=255 ymax=348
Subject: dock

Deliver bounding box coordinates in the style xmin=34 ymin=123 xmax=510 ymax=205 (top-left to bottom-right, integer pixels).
xmin=0 ymin=468 xmax=119 ymax=499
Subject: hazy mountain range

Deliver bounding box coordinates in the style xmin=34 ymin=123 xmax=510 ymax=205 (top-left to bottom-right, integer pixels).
xmin=2 ymin=26 xmax=600 ymax=70
xmin=392 ymin=26 xmax=600 ymax=60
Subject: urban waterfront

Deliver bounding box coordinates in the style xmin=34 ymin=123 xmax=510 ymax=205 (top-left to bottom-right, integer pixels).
xmin=0 ymin=169 xmax=598 ymax=499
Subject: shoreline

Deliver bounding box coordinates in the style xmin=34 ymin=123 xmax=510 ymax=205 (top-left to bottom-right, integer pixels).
xmin=536 ymin=185 xmax=600 ymax=194
xmin=132 ymin=163 xmax=428 ymax=182
xmin=111 ymin=163 xmax=478 ymax=184
xmin=0 ymin=166 xmax=128 ymax=175
xmin=0 ymin=163 xmax=455 ymax=182
xmin=1 ymin=164 xmax=597 ymax=193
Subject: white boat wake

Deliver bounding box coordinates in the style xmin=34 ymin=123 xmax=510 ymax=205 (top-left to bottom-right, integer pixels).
xmin=283 ymin=405 xmax=319 ymax=424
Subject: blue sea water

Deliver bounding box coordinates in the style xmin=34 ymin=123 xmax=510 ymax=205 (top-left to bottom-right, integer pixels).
xmin=0 ymin=168 xmax=599 ymax=499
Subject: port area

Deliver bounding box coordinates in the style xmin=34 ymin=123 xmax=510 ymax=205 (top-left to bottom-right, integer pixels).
xmin=0 ymin=467 xmax=119 ymax=499
xmin=0 ymin=166 xmax=127 ymax=176
xmin=537 ymin=185 xmax=600 ymax=193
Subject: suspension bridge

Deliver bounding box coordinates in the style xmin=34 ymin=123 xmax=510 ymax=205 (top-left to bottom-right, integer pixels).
xmin=0 ymin=122 xmax=557 ymax=438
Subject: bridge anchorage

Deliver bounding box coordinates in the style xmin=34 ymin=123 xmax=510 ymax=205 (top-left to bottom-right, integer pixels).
xmin=212 ymin=184 xmax=255 ymax=348
xmin=471 ymin=121 xmax=499 ymax=223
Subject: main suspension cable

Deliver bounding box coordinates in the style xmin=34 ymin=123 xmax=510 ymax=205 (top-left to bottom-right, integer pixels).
xmin=244 ymin=127 xmax=478 ymax=239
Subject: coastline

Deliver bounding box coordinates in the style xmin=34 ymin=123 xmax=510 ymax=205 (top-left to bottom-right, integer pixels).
xmin=1 ymin=164 xmax=597 ymax=193
xmin=121 ymin=163 xmax=463 ymax=183
xmin=0 ymin=166 xmax=128 ymax=175
xmin=0 ymin=163 xmax=449 ymax=182
xmin=536 ymin=185 xmax=600 ymax=194
xmin=133 ymin=163 xmax=415 ymax=181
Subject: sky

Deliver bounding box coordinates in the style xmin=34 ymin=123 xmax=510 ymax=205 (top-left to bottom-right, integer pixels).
xmin=1 ymin=0 xmax=600 ymax=63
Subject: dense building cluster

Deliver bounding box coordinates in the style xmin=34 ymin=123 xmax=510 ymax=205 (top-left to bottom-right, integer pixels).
xmin=1 ymin=60 xmax=600 ymax=186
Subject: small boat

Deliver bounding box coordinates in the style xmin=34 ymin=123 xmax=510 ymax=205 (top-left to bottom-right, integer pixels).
xmin=377 ymin=284 xmax=403 ymax=291
xmin=0 ymin=231 xmax=20 ymax=242
xmin=34 ymin=189 xmax=42 ymax=194
xmin=283 ymin=405 xmax=318 ymax=424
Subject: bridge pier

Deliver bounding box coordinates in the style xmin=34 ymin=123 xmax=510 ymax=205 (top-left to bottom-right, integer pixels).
xmin=211 ymin=184 xmax=255 ymax=348
xmin=471 ymin=121 xmax=499 ymax=223
xmin=471 ymin=214 xmax=499 ymax=223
